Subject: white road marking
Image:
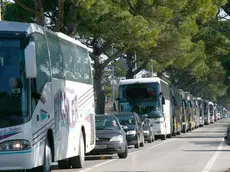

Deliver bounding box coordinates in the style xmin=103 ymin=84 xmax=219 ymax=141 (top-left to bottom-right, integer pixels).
xmin=79 ymin=139 xmax=175 ymax=172
xmin=201 ymin=138 xmax=224 ymax=172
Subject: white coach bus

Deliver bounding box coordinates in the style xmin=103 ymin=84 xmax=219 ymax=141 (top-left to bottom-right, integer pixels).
xmin=0 ymin=21 xmax=95 ymax=171
xmin=117 ymin=77 xmax=172 ymax=140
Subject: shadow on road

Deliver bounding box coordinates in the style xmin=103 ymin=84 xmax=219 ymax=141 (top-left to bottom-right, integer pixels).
xmin=176 ymin=135 xmax=224 ymax=139
xmin=85 ymin=155 xmax=115 ymax=161
xmin=189 ymin=140 xmax=222 ymax=146
xmin=182 ymin=149 xmax=230 ymax=152
xmin=192 ymin=131 xmax=226 ymax=133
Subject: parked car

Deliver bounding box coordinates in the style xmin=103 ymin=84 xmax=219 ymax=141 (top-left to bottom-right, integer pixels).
xmin=142 ymin=117 xmax=155 ymax=143
xmin=114 ymin=112 xmax=145 ymax=148
xmin=89 ymin=114 xmax=128 ymax=158
xmin=224 ymin=124 xmax=230 ymax=146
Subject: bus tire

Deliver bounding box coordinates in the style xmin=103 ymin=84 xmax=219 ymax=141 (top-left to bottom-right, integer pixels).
xmin=58 ymin=159 xmax=70 ymax=169
xmin=167 ymin=134 xmax=172 ymax=138
xmin=161 ymin=135 xmax=166 ymax=140
xmin=70 ymin=131 xmax=85 ymax=168
xmin=43 ymin=139 xmax=52 ymax=172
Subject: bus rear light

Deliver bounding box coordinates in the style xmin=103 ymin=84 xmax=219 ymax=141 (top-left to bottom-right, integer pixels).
xmin=0 ymin=140 xmax=31 ymax=151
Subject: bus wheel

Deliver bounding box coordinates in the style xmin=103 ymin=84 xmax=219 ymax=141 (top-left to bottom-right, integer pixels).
xmin=70 ymin=131 xmax=85 ymax=168
xmin=43 ymin=139 xmax=52 ymax=172
xmin=167 ymin=134 xmax=172 ymax=138
xmin=58 ymin=159 xmax=70 ymax=169
xmin=161 ymin=135 xmax=166 ymax=140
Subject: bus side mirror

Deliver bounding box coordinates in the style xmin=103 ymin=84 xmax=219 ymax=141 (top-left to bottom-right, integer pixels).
xmin=162 ymin=96 xmax=165 ymax=105
xmin=25 ymin=41 xmax=37 ymax=78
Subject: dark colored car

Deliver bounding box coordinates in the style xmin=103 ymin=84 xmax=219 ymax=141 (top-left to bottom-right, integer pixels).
xmin=114 ymin=112 xmax=144 ymax=148
xmin=142 ymin=118 xmax=155 ymax=143
xmin=224 ymin=125 xmax=230 ymax=145
xmin=89 ymin=114 xmax=128 ymax=158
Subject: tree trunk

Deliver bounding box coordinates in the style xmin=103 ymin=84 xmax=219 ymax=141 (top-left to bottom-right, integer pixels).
xmin=125 ymin=52 xmax=135 ymax=79
xmin=66 ymin=3 xmax=77 ymax=37
xmin=54 ymin=0 xmax=65 ymax=32
xmin=34 ymin=0 xmax=44 ymax=26
xmin=94 ymin=67 xmax=105 ymax=114
xmin=126 ymin=68 xmax=135 ymax=79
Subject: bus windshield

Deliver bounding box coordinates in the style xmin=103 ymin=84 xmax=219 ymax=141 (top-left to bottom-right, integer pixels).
xmin=119 ymin=83 xmax=160 ymax=101
xmin=0 ymin=38 xmax=28 ymax=128
xmin=209 ymin=105 xmax=214 ymax=116
xmin=118 ymin=83 xmax=162 ymax=116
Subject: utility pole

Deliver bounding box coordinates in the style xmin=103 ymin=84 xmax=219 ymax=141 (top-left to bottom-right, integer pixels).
xmin=111 ymin=46 xmax=115 ymax=105
xmin=134 ymin=52 xmax=137 ymax=78
xmin=0 ymin=0 xmax=2 ymax=21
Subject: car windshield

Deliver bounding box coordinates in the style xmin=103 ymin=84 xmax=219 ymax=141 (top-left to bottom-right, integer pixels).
xmin=115 ymin=115 xmax=136 ymax=126
xmin=95 ymin=115 xmax=120 ymax=130
xmin=0 ymin=38 xmax=28 ymax=128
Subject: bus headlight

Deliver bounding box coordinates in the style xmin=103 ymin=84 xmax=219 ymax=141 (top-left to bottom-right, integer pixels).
xmin=0 ymin=140 xmax=31 ymax=151
xmin=110 ymin=135 xmax=123 ymax=142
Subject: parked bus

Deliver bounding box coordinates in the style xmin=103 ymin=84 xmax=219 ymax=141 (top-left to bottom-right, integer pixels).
xmin=117 ymin=77 xmax=172 ymax=140
xmin=209 ymin=102 xmax=214 ymax=123
xmin=204 ymin=101 xmax=210 ymax=124
xmin=171 ymin=87 xmax=182 ymax=135
xmin=193 ymin=98 xmax=200 ymax=128
xmin=179 ymin=89 xmax=189 ymax=133
xmin=195 ymin=98 xmax=204 ymax=127
xmin=0 ymin=21 xmax=95 ymax=171
xmin=213 ymin=103 xmax=218 ymax=122
xmin=184 ymin=92 xmax=195 ymax=130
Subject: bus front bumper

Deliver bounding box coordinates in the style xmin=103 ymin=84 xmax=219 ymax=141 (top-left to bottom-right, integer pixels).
xmin=0 ymin=149 xmax=33 ymax=171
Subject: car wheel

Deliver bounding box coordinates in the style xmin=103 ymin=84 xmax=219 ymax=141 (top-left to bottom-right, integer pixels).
xmin=148 ymin=136 xmax=152 ymax=143
xmin=134 ymin=136 xmax=140 ymax=148
xmin=152 ymin=134 xmax=155 ymax=142
xmin=140 ymin=135 xmax=144 ymax=147
xmin=118 ymin=144 xmax=128 ymax=159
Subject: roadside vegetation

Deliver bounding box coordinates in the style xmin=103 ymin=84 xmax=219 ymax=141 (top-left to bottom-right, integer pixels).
xmin=3 ymin=0 xmax=230 ymax=113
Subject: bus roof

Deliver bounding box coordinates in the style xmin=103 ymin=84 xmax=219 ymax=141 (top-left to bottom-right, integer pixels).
xmin=57 ymin=32 xmax=90 ymax=50
xmin=0 ymin=21 xmax=89 ymax=50
xmin=119 ymin=77 xmax=168 ymax=86
xmin=0 ymin=21 xmax=44 ymax=35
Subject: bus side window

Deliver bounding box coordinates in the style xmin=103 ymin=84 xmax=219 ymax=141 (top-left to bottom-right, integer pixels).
xmin=75 ymin=45 xmax=92 ymax=84
xmin=47 ymin=32 xmax=64 ymax=79
xmin=31 ymin=33 xmax=51 ymax=96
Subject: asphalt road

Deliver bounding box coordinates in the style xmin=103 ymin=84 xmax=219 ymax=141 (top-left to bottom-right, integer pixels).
xmin=52 ymin=118 xmax=230 ymax=172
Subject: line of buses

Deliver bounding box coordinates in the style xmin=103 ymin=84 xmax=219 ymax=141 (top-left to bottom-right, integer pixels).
xmin=0 ymin=20 xmax=228 ymax=172
xmin=115 ymin=77 xmax=227 ymax=140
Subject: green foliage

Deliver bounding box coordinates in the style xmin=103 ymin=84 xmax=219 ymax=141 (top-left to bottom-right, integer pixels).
xmin=3 ymin=0 xmax=230 ymax=106
xmin=3 ymin=0 xmax=34 ymax=22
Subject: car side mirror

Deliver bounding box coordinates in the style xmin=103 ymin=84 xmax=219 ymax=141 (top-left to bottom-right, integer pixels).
xmin=25 ymin=41 xmax=37 ymax=78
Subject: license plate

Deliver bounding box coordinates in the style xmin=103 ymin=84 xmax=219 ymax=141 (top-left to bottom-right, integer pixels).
xmin=95 ymin=145 xmax=107 ymax=149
